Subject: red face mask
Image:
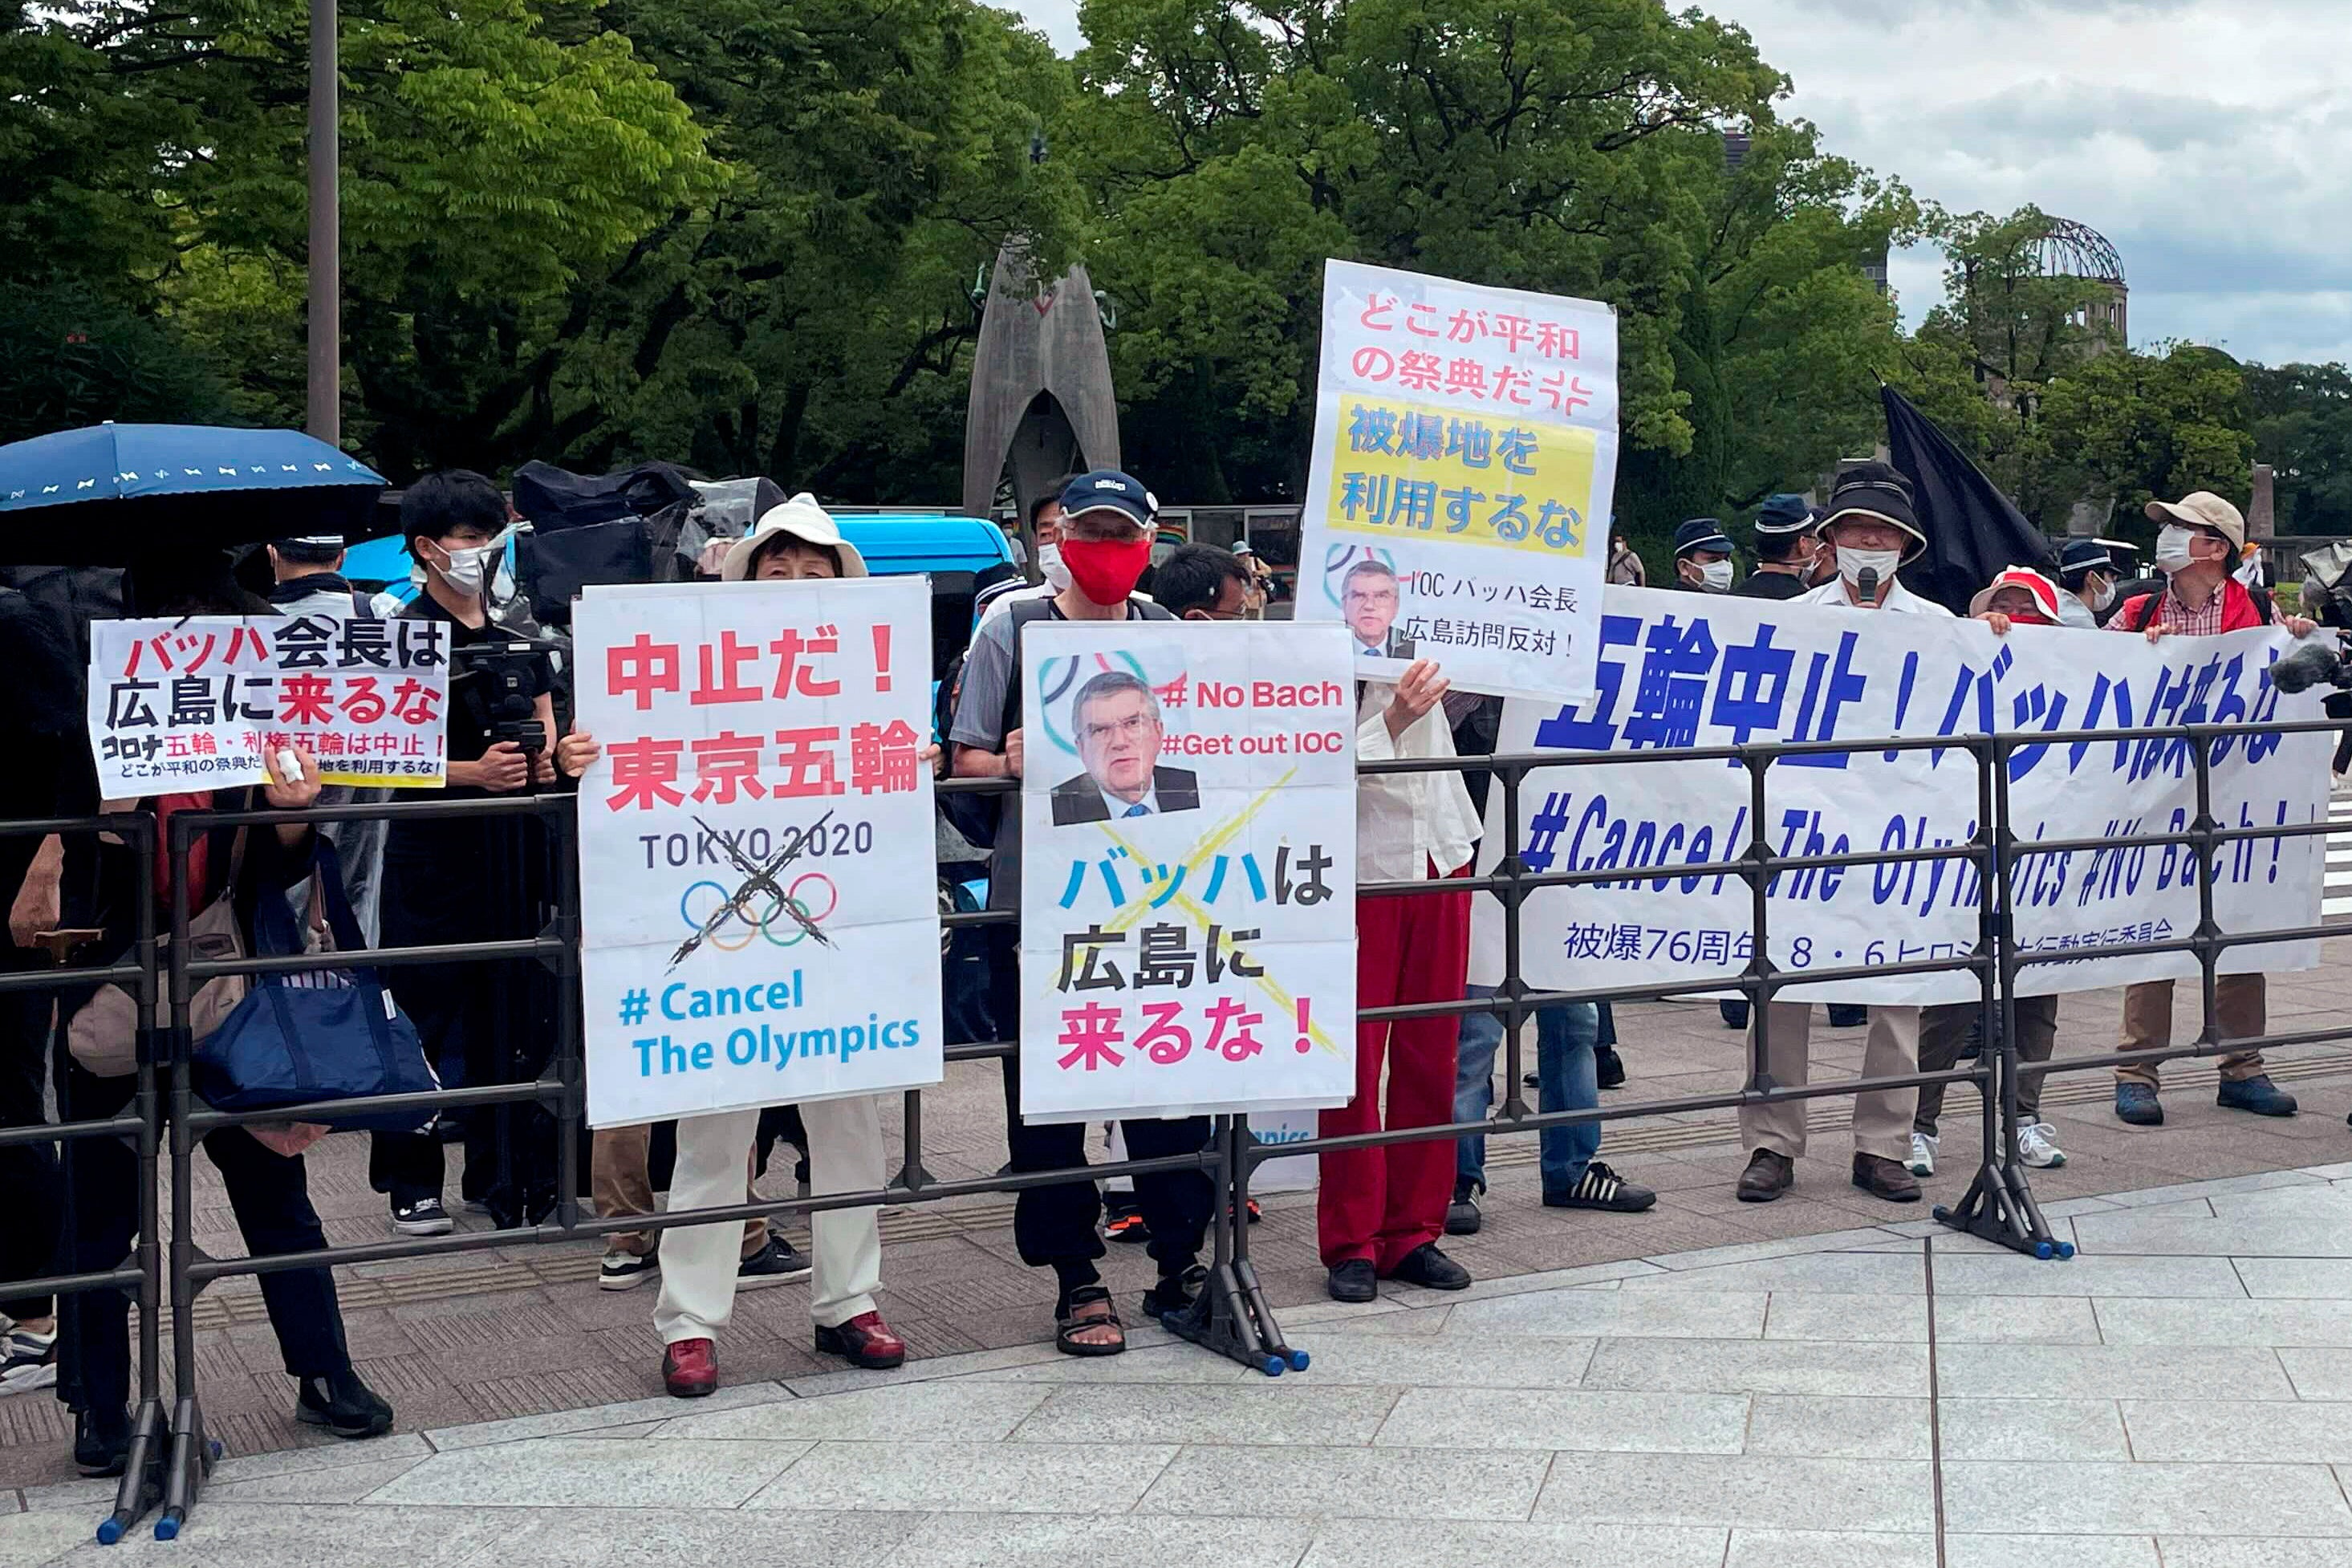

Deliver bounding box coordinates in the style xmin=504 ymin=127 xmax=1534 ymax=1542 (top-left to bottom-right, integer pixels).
xmin=2009 ymin=610 xmax=2053 ymax=626
xmin=1058 ymin=536 xmax=1152 ymax=606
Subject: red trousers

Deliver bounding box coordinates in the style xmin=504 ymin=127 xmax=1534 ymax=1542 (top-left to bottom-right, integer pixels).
xmin=1318 ymin=866 xmax=1472 ymax=1272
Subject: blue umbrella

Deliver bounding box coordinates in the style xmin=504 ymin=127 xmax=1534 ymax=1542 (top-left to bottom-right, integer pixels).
xmin=0 ymin=423 xmax=387 ymax=564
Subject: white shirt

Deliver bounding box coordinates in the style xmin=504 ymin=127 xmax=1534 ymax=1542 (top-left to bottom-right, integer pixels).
xmin=1355 ymin=684 xmax=1480 ymax=881
xmin=2054 ymin=591 xmax=2099 ymax=630
xmin=1793 ymin=576 xmax=1956 ymax=619
xmin=1098 ymin=782 xmax=1160 ymax=819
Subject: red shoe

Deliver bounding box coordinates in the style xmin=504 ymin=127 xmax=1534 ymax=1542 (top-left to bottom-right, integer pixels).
xmin=814 ymin=1311 xmax=907 ymax=1371
xmin=662 ymin=1337 xmax=718 ymax=1398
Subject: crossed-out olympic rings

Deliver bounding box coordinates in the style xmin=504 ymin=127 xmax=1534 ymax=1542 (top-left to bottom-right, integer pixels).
xmin=677 ymin=873 xmax=839 ymax=951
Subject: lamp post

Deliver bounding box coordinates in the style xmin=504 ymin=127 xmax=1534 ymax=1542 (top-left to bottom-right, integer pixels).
xmin=307 ymin=0 xmax=340 ymax=445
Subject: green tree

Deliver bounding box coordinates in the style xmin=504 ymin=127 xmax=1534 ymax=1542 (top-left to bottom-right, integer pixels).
xmin=2036 ymin=342 xmax=2253 ymax=533
xmin=1067 ymin=0 xmax=1788 ymax=501
xmin=2244 ymin=362 xmax=2352 ymax=537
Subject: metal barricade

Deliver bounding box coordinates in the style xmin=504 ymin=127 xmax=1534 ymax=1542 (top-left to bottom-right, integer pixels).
xmin=21 ymin=710 xmax=2338 ymax=1539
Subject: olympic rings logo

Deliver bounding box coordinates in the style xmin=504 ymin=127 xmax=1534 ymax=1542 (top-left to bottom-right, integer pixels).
xmin=677 ymin=873 xmax=839 ymax=950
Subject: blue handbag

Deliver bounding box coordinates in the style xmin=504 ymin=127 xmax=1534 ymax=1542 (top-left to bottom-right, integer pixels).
xmin=191 ymin=839 xmax=439 ymax=1134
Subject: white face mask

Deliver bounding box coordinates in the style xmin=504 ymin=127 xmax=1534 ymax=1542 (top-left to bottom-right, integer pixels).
xmin=433 ymin=537 xmax=505 ymax=598
xmin=1036 ymin=541 xmax=1072 ymax=591
xmin=1697 ymin=559 xmax=1734 ymax=593
xmin=1837 ymin=546 xmax=1902 ymax=593
xmin=2088 ymin=575 xmax=2118 ymax=611
xmin=2153 ymin=525 xmax=2198 ymax=575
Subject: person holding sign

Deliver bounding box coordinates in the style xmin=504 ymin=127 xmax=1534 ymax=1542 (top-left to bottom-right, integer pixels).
xmin=2108 ymin=492 xmax=2312 ymax=1130
xmin=1739 ymin=465 xmax=1950 ymax=1206
xmin=1320 ymin=656 xmax=1484 ymax=1302
xmin=561 ymin=494 xmax=916 ymax=1394
xmin=951 ymin=469 xmax=1221 ymax=1358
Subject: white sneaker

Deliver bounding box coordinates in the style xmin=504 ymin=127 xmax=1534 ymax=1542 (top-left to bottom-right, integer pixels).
xmin=1907 ymin=1131 xmax=1937 ymax=1178
xmin=2017 ymin=1122 xmax=2067 ymax=1168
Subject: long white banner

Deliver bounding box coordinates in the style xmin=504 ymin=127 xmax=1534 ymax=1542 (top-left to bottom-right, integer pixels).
xmin=1470 ymin=587 xmax=2330 ymax=1005
xmin=573 ymin=579 xmax=944 ymax=1126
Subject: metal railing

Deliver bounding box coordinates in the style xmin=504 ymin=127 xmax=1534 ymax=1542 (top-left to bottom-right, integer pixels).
xmin=12 ymin=713 xmax=2345 ymax=1541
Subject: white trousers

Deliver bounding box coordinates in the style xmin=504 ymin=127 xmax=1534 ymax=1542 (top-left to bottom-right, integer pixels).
xmin=654 ymin=1095 xmax=885 ymax=1345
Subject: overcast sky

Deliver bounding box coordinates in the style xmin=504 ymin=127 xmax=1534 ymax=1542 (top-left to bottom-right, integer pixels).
xmin=1011 ymin=0 xmax=2351 ymax=367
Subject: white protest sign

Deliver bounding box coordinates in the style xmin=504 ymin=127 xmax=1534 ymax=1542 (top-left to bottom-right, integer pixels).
xmin=1019 ymin=623 xmax=1358 ymax=1123
xmin=1469 ymin=587 xmax=2329 ymax=1005
xmin=87 ymin=615 xmax=449 ymax=798
xmin=573 ymin=578 xmax=943 ymax=1127
xmin=1299 ymin=258 xmax=1617 ymax=701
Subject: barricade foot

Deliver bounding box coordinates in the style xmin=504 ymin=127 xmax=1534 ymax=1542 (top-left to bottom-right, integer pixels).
xmin=96 ymin=1399 xmax=169 ymax=1545
xmin=154 ymin=1395 xmax=217 ymax=1540
xmin=1936 ymin=1161 xmax=2066 ymax=1257
xmin=1163 ymin=1259 xmax=1291 ymax=1376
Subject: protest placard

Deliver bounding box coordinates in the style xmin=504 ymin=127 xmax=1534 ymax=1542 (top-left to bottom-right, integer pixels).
xmin=1298 ymin=258 xmax=1618 ymax=702
xmin=571 ymin=578 xmax=944 ymax=1127
xmin=87 ymin=614 xmax=449 ymax=798
xmin=1468 ymin=587 xmax=2330 ymax=1005
xmin=1019 ymin=622 xmax=1358 ymax=1123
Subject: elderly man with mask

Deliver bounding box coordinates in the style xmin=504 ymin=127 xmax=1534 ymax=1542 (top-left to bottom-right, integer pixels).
xmin=1738 ymin=464 xmax=1951 ymax=1205
xmin=2108 ymin=492 xmax=2313 ymax=1129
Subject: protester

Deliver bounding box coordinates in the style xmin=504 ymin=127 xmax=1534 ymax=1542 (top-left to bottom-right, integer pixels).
xmin=1737 ymin=495 xmax=1825 ymax=602
xmin=2053 ymin=538 xmax=2126 ymax=630
xmin=0 ymin=583 xmax=84 ymax=1396
xmin=56 ymin=555 xmax=392 ymax=1473
xmin=1907 ymin=567 xmax=2078 ymax=1176
xmin=2109 ymin=492 xmax=2314 ymax=1128
xmin=368 ymin=473 xmax=560 ymax=1236
xmin=1607 ymin=532 xmax=1646 ymax=587
xmin=1718 ymin=498 xmax=1861 ymax=1034
xmin=1320 ymin=648 xmax=1482 ymax=1302
xmin=977 ymin=483 xmax=1076 ymax=624
xmin=1448 ymin=992 xmax=1656 ymax=1236
xmin=1152 ymin=542 xmax=1252 ymax=621
xmin=1738 ymin=465 xmax=1948 ymax=1205
xmin=1672 ymin=518 xmax=1737 ymax=595
xmin=1230 ymin=542 xmax=1272 ymax=617
xmin=950 ymin=469 xmax=1214 ymax=1355
xmin=261 ymin=534 xmax=389 ymax=946
xmin=561 ymin=494 xmax=908 ymax=1391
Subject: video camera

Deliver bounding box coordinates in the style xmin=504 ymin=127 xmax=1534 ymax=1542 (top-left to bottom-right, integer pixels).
xmin=453 ymin=637 xmax=553 ymax=757
xmin=2274 ymin=543 xmax=2352 ymax=696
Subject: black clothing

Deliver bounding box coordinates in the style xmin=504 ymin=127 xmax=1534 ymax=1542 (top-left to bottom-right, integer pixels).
xmin=1736 ymin=571 xmax=1812 ymax=602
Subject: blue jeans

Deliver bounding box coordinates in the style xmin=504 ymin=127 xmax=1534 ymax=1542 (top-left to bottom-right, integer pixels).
xmin=1453 ymin=985 xmax=1601 ymax=1196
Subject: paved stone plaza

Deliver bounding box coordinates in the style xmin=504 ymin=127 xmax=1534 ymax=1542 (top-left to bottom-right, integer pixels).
xmin=13 ymin=1160 xmax=2352 ymax=1565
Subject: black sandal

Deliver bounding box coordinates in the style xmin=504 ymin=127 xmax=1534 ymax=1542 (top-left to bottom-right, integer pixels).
xmin=1054 ymin=1285 xmax=1127 ymax=1358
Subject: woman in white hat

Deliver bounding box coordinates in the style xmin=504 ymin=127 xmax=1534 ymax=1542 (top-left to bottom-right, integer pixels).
xmin=560 ymin=494 xmax=908 ymax=1395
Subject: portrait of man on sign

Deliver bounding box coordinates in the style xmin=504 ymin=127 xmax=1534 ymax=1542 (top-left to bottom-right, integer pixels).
xmin=1339 ymin=556 xmax=1416 ymax=660
xmin=1050 ymin=669 xmax=1200 ymax=825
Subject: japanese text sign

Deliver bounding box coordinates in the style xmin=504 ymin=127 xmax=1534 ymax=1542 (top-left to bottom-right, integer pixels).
xmin=87 ymin=615 xmax=449 ymax=798
xmin=1469 ymin=587 xmax=2330 ymax=1005
xmin=572 ymin=578 xmax=944 ymax=1126
xmin=1020 ymin=623 xmax=1359 ymax=1123
xmin=1301 ymin=259 xmax=1618 ymax=702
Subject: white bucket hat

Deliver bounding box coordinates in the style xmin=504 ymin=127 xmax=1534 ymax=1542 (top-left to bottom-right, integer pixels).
xmin=721 ymin=492 xmax=867 ymax=581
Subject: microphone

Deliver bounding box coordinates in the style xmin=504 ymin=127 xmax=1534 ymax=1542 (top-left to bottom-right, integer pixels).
xmin=1854 ymin=567 xmax=1879 ymax=604
xmin=2267 ymin=638 xmax=2346 ymax=696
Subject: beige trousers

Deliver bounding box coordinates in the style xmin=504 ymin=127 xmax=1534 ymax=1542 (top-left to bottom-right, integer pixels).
xmin=1739 ymin=1003 xmax=1920 ymax=1164
xmin=591 ymin=1123 xmax=766 ymax=1261
xmin=655 ymin=1095 xmax=885 ymax=1343
xmin=2114 ymin=974 xmax=2267 ymax=1088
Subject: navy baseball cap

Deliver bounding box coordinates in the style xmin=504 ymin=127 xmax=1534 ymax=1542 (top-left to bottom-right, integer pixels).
xmin=1753 ymin=494 xmax=1817 ymax=537
xmin=1674 ymin=517 xmax=1734 ymax=558
xmin=1060 ymin=469 xmax=1158 ymax=530
xmin=2057 ymin=538 xmax=2115 ymax=575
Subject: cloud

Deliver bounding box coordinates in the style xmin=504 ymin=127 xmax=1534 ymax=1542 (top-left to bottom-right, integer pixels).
xmin=1006 ymin=0 xmax=2352 ymax=363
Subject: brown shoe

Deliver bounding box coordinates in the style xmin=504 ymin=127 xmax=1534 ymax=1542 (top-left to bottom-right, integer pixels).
xmin=1737 ymin=1149 xmax=1794 ymax=1203
xmin=1852 ymin=1152 xmax=1922 ymax=1203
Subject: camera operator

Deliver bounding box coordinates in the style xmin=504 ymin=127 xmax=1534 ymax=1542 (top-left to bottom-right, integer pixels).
xmin=2110 ymin=493 xmax=2314 ymax=1129
xmin=370 ymin=473 xmax=562 ymax=1235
